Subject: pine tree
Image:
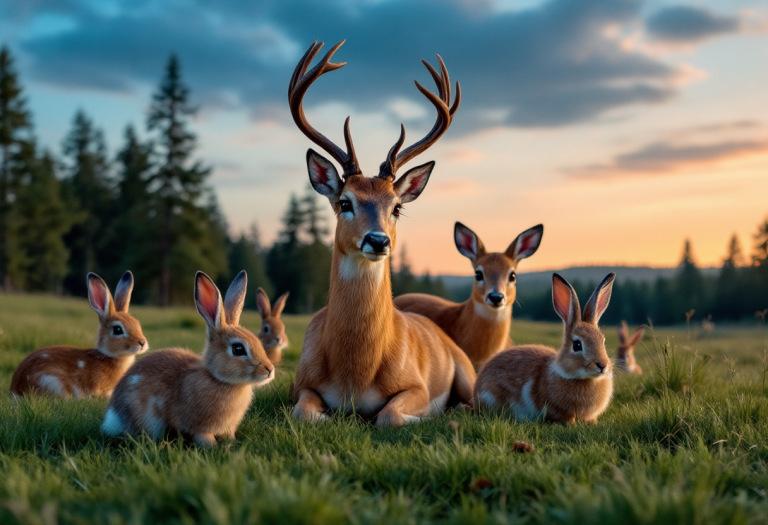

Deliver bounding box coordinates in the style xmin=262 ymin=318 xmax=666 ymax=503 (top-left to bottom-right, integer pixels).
xmin=0 ymin=45 xmax=32 ymax=292
xmin=279 ymin=193 xmax=305 ymax=248
xmin=302 ymin=184 xmax=329 ymax=244
xmin=228 ymin=223 xmax=272 ymax=309
xmin=12 ymin=143 xmax=71 ymax=291
xmin=676 ymin=238 xmax=704 ymax=319
xmin=60 ymin=110 xmax=112 ymax=296
xmin=102 ymin=125 xmax=153 ymax=292
xmin=146 ymin=55 xmax=222 ymax=305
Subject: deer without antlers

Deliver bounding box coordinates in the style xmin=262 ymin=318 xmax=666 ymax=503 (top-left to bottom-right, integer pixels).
xmin=395 ymin=223 xmax=544 ymax=370
xmin=289 ymin=40 xmax=475 ymax=427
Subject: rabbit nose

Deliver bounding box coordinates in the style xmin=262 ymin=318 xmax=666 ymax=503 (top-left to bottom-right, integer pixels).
xmin=138 ymin=339 xmax=146 ymax=347
xmin=596 ymin=362 xmax=607 ymax=373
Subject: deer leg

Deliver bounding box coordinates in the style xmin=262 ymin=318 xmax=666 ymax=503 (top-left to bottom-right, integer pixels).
xmin=375 ymin=387 xmax=430 ymax=428
xmin=293 ymin=388 xmax=330 ymax=422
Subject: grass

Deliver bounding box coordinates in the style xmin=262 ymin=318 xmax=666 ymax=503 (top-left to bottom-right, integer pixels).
xmin=1 ymin=294 xmax=768 ymax=524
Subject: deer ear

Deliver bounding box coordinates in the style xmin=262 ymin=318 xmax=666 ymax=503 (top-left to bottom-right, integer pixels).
xmin=582 ymin=273 xmax=616 ymax=324
xmin=113 ymin=271 xmax=134 ymax=312
xmin=195 ymin=272 xmax=225 ymax=329
xmin=223 ymin=270 xmax=247 ymax=326
xmin=454 ymin=222 xmax=485 ymax=263
xmin=552 ymin=273 xmax=580 ymax=327
xmin=272 ymin=292 xmax=289 ymax=317
xmin=88 ymin=273 xmax=115 ymax=319
xmin=256 ymin=287 xmax=271 ymax=318
xmin=394 ymin=161 xmax=434 ymax=203
xmin=507 ymin=224 xmax=543 ymax=262
xmin=307 ymin=149 xmax=342 ymax=197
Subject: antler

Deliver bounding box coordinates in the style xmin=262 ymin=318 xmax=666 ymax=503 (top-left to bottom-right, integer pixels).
xmin=378 ymin=55 xmax=461 ymax=180
xmin=288 ymin=41 xmax=361 ymax=176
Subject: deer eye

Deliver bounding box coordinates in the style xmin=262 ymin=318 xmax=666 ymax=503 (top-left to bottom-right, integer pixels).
xmin=339 ymin=200 xmax=353 ymax=214
xmin=112 ymin=325 xmax=124 ymax=336
xmin=475 ymin=270 xmax=483 ymax=282
xmin=509 ymin=272 xmax=516 ymax=283
xmin=573 ymin=339 xmax=583 ymax=352
xmin=231 ymin=342 xmax=248 ymax=357
xmin=393 ymin=204 xmax=402 ymax=217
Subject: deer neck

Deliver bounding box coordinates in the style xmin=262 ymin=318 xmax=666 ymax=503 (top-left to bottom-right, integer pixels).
xmin=322 ymin=249 xmax=394 ymax=389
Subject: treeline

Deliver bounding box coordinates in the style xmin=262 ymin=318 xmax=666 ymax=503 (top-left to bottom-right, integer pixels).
xmin=0 ymin=46 xmax=444 ymax=312
xmin=515 ymin=234 xmax=768 ymax=325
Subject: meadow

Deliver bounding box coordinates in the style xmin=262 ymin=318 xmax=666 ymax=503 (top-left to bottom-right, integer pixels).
xmin=1 ymin=294 xmax=768 ymax=524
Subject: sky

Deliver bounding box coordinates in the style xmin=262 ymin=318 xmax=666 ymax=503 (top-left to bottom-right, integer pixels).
xmin=2 ymin=0 xmax=767 ymax=274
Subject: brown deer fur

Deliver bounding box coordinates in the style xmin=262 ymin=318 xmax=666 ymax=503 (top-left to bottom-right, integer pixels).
xmin=395 ymin=223 xmax=543 ymax=370
xmin=474 ymin=273 xmax=616 ymax=424
xmin=10 ymin=271 xmax=147 ymax=398
xmin=102 ymin=271 xmax=274 ymax=446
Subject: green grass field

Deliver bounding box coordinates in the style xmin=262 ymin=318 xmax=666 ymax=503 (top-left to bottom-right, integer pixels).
xmin=1 ymin=294 xmax=768 ymax=524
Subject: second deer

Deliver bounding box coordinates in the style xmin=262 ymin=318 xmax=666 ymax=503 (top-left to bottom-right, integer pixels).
xmin=395 ymin=222 xmax=543 ymax=370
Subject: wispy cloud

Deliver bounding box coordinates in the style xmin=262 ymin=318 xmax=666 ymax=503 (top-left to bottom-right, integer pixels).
xmin=645 ymin=5 xmax=741 ymax=43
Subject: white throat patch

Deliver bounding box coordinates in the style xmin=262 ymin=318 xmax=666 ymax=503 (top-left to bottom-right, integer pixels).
xmin=338 ymin=255 xmax=386 ymax=283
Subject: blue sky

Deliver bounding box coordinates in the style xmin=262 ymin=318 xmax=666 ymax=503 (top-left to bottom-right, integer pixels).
xmin=2 ymin=0 xmax=767 ymax=273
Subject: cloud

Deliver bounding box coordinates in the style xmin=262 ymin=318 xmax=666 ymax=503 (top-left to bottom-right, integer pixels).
xmin=567 ymin=135 xmax=768 ymax=178
xmin=646 ymin=5 xmax=740 ymax=43
xmin=7 ymin=0 xmax=703 ymax=132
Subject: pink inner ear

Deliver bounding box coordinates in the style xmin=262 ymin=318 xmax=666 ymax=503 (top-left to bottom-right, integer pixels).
xmin=312 ymin=159 xmax=329 ymax=185
xmin=456 ymin=229 xmax=475 ymax=256
xmin=518 ymin=235 xmax=536 ymax=256
xmin=89 ymin=280 xmax=106 ymax=313
xmin=406 ymin=173 xmax=426 ymax=195
xmin=553 ymin=281 xmax=572 ymax=320
xmin=597 ymin=288 xmax=611 ymax=315
xmin=197 ymin=279 xmax=219 ymax=323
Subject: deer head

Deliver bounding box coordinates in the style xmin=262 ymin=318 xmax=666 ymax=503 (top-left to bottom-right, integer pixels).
xmin=289 ymin=41 xmax=460 ymax=269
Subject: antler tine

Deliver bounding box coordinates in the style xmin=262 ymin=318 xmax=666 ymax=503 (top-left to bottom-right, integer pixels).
xmin=378 ymin=55 xmax=460 ymax=179
xmin=288 ymin=40 xmax=361 ymax=176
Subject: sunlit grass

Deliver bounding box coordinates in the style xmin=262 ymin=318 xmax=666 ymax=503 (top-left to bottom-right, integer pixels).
xmin=1 ymin=294 xmax=767 ymax=524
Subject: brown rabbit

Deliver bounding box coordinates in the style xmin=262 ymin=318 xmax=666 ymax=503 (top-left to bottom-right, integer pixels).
xmin=474 ymin=273 xmax=616 ymax=424
xmin=616 ymin=321 xmax=646 ymax=375
xmin=10 ymin=271 xmax=147 ymax=398
xmin=102 ymin=270 xmax=274 ymax=446
xmin=256 ymin=288 xmax=290 ymax=362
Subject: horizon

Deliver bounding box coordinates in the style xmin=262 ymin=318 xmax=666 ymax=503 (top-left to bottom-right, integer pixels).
xmin=2 ymin=0 xmax=767 ymax=274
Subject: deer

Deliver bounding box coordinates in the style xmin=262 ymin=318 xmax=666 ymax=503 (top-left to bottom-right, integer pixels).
xmin=395 ymin=222 xmax=543 ymax=370
xmin=288 ymin=41 xmax=476 ymax=427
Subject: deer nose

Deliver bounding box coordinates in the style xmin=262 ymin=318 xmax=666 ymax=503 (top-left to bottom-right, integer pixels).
xmin=487 ymin=293 xmax=504 ymax=306
xmin=596 ymin=362 xmax=607 ymax=373
xmin=362 ymin=232 xmax=390 ymax=254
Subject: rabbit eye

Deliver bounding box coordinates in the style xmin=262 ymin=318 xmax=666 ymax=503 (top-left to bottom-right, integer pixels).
xmin=263 ymin=325 xmax=270 ymax=334
xmin=509 ymin=272 xmax=516 ymax=283
xmin=475 ymin=271 xmax=483 ymax=282
xmin=112 ymin=325 xmax=124 ymax=336
xmin=231 ymin=343 xmax=247 ymax=357
xmin=573 ymin=339 xmax=583 ymax=352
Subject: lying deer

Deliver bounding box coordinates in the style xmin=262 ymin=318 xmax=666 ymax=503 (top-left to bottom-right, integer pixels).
xmin=289 ymin=41 xmax=476 ymax=427
xmin=395 ymin=222 xmax=543 ymax=370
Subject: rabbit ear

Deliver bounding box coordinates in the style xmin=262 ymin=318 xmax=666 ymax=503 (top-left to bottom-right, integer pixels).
xmin=272 ymin=292 xmax=290 ymax=317
xmin=88 ymin=273 xmax=115 ymax=320
xmin=256 ymin=288 xmax=271 ymax=318
xmin=552 ymin=273 xmax=580 ymax=327
xmin=629 ymin=326 xmax=647 ymax=347
xmin=618 ymin=321 xmax=629 ymax=344
xmin=195 ymin=272 xmax=225 ymax=329
xmin=223 ymin=270 xmax=247 ymax=326
xmin=506 ymin=224 xmax=543 ymax=262
xmin=454 ymin=222 xmax=485 ymax=263
xmin=582 ymin=273 xmax=616 ymax=325
xmin=113 ymin=271 xmax=134 ymax=312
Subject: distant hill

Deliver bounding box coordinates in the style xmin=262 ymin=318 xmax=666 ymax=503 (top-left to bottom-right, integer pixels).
xmin=439 ymin=265 xmax=720 ymax=299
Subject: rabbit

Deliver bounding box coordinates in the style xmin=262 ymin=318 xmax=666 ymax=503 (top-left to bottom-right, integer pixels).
xmin=473 ymin=273 xmax=616 ymax=424
xmin=256 ymin=288 xmax=290 ymax=362
xmin=10 ymin=271 xmax=147 ymax=398
xmin=102 ymin=270 xmax=275 ymax=446
xmin=616 ymin=321 xmax=646 ymax=375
